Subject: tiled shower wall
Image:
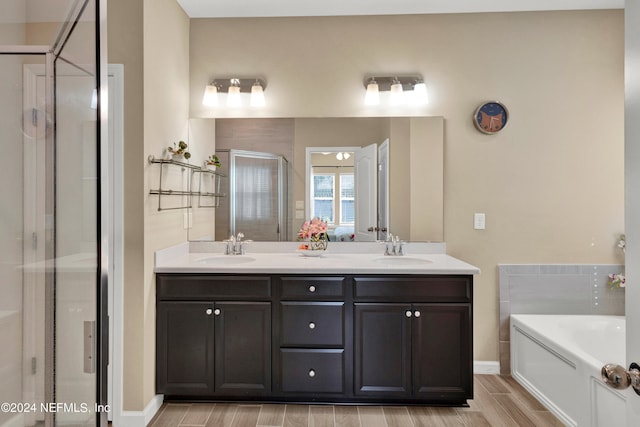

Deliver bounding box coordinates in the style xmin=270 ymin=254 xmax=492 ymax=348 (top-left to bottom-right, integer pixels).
xmin=498 ymin=264 xmax=625 ymax=375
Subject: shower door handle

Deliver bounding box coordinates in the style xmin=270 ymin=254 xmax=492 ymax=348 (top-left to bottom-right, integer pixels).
xmin=601 ymin=363 xmax=640 ymax=395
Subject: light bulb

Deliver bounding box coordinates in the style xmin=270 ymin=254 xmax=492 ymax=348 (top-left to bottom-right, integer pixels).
xmin=343 ymin=152 xmax=351 ymax=160
xmin=250 ymin=81 xmax=265 ymax=107
xmin=336 ymin=152 xmax=343 ymax=160
xmin=202 ymin=84 xmax=218 ymax=106
xmin=412 ymin=82 xmax=429 ymax=105
xmin=227 ymin=80 xmax=241 ymax=107
xmin=364 ymin=79 xmax=380 ymax=106
xmin=390 ymin=78 xmax=404 ymax=105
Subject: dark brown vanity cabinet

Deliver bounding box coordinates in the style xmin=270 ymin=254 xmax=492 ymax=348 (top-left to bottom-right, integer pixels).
xmin=353 ymin=276 xmax=473 ymax=404
xmin=276 ymin=276 xmax=347 ymax=397
xmin=156 ymin=275 xmax=271 ymax=397
xmin=156 ymin=272 xmax=473 ymax=404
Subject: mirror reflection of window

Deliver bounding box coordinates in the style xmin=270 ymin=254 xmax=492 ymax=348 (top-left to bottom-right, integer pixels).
xmin=340 ymin=174 xmax=354 ymax=224
xmin=312 ymin=174 xmax=334 ymax=222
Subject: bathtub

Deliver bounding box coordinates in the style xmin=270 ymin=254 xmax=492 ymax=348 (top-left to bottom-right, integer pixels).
xmin=510 ymin=314 xmax=626 ymax=427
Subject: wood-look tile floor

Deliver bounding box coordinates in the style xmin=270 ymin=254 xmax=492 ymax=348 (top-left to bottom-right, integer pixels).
xmin=149 ymin=375 xmax=565 ymax=427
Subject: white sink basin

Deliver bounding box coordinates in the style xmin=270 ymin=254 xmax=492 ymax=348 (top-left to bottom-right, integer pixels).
xmin=196 ymin=256 xmax=256 ymax=265
xmin=372 ymin=257 xmax=432 ymax=266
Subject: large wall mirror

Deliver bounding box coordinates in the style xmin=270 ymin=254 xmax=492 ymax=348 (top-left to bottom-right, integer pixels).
xmin=187 ymin=116 xmax=444 ymax=242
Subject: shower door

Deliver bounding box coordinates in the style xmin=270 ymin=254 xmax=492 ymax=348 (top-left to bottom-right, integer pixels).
xmin=216 ymin=150 xmax=288 ymax=241
xmin=0 ymin=0 xmax=108 ymax=426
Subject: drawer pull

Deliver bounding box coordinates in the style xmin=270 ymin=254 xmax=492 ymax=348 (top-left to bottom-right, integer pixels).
xmin=214 ymin=308 xmax=221 ymax=316
xmin=405 ymin=310 xmax=413 ymax=318
xmin=414 ymin=310 xmax=421 ymax=318
xmin=308 ymin=285 xmax=316 ymax=293
xmin=308 ymin=369 xmax=316 ymax=378
xmin=309 ymin=322 xmax=316 ymax=329
xmin=205 ymin=308 xmax=213 ymax=315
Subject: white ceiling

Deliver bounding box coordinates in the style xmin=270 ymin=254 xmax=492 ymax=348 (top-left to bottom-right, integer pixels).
xmin=177 ymin=0 xmax=623 ymax=18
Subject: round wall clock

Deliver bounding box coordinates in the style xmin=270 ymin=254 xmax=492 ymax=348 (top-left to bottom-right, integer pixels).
xmin=473 ymin=101 xmax=509 ymax=134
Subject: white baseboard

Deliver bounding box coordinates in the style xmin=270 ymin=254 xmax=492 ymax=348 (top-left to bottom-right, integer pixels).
xmin=474 ymin=361 xmax=500 ymax=375
xmin=115 ymin=394 xmax=164 ymax=427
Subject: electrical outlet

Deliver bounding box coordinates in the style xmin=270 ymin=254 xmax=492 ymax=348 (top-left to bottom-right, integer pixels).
xmin=474 ymin=213 xmax=486 ymax=230
xmin=295 ymin=200 xmax=304 ymax=209
xmin=295 ymin=210 xmax=305 ymax=219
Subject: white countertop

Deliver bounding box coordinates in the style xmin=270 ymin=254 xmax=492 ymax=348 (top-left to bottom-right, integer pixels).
xmin=155 ymin=242 xmax=480 ymax=275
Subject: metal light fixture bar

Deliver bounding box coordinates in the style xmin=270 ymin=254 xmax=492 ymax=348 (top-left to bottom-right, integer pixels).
xmin=363 ymin=75 xmax=423 ymax=91
xmin=208 ymin=77 xmax=267 ymax=92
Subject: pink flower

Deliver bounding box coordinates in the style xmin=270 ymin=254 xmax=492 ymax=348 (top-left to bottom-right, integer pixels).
xmin=297 ymin=217 xmax=328 ymax=240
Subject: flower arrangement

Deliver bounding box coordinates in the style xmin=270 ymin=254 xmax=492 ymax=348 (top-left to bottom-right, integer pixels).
xmin=608 ymin=234 xmax=626 ymax=288
xmin=297 ymin=218 xmax=328 ymax=250
xmin=167 ymin=140 xmax=191 ymax=160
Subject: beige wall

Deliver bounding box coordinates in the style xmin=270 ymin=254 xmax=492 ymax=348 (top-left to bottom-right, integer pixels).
xmin=108 ymin=0 xmax=146 ymax=411
xmin=189 ymin=11 xmax=625 ymax=365
xmin=143 ymin=0 xmax=191 ymax=408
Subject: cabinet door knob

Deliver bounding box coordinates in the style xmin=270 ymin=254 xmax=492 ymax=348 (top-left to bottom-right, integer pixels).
xmin=309 ymin=322 xmax=316 ymax=329
xmin=308 ymin=369 xmax=316 ymax=378
xmin=205 ymin=308 xmax=213 ymax=315
xmin=214 ymin=308 xmax=221 ymax=316
xmin=414 ymin=310 xmax=421 ymax=318
xmin=405 ymin=310 xmax=412 ymax=318
xmin=308 ymin=285 xmax=316 ymax=293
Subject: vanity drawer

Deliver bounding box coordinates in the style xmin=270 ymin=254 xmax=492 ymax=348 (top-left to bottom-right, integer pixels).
xmin=353 ymin=276 xmax=471 ymax=302
xmin=280 ymin=349 xmax=344 ymax=393
xmin=157 ymin=274 xmax=271 ymax=300
xmin=279 ymin=276 xmax=345 ymax=299
xmin=280 ymin=302 xmax=344 ymax=347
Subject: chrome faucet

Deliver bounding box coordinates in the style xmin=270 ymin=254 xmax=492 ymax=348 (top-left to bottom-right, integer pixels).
xmin=225 ymin=232 xmax=250 ymax=255
xmin=384 ymin=234 xmax=406 ymax=256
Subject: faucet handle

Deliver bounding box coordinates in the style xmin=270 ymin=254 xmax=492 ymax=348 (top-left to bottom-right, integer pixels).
xmin=398 ymin=241 xmax=407 ymax=256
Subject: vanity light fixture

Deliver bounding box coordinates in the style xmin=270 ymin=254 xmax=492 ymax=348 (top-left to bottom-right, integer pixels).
xmin=363 ymin=75 xmax=428 ymax=106
xmin=202 ymin=84 xmax=219 ymax=106
xmin=201 ymin=77 xmax=267 ymax=108
xmin=364 ymin=78 xmax=380 ymax=106
xmin=250 ymin=80 xmax=265 ymax=107
xmin=227 ymin=79 xmax=242 ymax=107
xmin=336 ymin=152 xmax=351 ymax=161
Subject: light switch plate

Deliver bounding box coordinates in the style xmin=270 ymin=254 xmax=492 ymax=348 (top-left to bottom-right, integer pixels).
xmin=295 ymin=210 xmax=305 ymax=219
xmin=474 ymin=213 xmax=486 ymax=230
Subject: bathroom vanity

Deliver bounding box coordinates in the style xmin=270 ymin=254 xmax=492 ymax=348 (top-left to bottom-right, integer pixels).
xmin=154 ymin=243 xmax=479 ymax=405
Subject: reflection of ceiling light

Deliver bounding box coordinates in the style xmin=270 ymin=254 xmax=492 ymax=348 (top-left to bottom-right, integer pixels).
xmin=335 ymin=152 xmax=352 ymax=161
xmin=343 ymin=152 xmax=351 ymax=159
xmin=336 ymin=152 xmax=343 ymax=160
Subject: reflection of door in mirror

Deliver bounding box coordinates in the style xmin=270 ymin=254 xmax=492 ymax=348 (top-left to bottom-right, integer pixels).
xmin=215 ymin=149 xmax=288 ymax=241
xmin=306 ymin=144 xmax=389 ymax=242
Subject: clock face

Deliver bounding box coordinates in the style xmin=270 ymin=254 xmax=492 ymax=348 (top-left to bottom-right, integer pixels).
xmin=474 ymin=101 xmax=508 ymax=134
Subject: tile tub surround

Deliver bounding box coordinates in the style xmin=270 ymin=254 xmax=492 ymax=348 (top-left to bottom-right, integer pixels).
xmin=498 ymin=264 xmax=625 ymax=375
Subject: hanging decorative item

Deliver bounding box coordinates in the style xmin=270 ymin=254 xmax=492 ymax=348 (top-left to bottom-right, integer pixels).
xmin=473 ymin=101 xmax=509 ymax=134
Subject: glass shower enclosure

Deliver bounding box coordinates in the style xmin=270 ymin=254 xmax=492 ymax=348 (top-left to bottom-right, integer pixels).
xmin=0 ymin=0 xmax=108 ymax=426
xmin=215 ymin=149 xmax=289 ymax=241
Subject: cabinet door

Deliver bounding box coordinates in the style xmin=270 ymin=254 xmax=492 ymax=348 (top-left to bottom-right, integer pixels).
xmin=354 ymin=303 xmax=411 ymax=396
xmin=412 ymin=303 xmax=472 ymax=401
xmin=214 ymin=301 xmax=271 ymax=395
xmin=156 ymin=301 xmax=215 ymax=395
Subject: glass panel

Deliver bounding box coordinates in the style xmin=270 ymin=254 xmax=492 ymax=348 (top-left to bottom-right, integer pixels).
xmin=0 ymin=53 xmax=47 ymax=427
xmin=0 ymin=0 xmax=78 ymax=46
xmin=54 ymin=0 xmax=99 ymax=424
